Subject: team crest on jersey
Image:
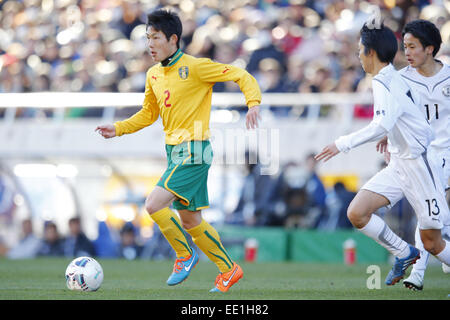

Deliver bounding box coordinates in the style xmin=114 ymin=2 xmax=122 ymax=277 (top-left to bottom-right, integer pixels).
xmin=178 ymin=66 xmax=189 ymax=80
xmin=442 ymin=85 xmax=450 ymax=97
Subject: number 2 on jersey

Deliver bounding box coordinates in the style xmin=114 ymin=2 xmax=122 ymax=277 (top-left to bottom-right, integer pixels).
xmin=164 ymin=90 xmax=172 ymax=107
xmin=424 ymin=104 xmax=438 ymax=120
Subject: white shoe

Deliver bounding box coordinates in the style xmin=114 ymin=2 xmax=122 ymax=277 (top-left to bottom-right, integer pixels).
xmin=403 ymin=270 xmax=424 ymax=291
xmin=442 ymin=263 xmax=450 ymax=274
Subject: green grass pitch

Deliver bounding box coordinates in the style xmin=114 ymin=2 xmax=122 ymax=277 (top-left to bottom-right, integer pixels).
xmin=0 ymin=258 xmax=448 ymax=300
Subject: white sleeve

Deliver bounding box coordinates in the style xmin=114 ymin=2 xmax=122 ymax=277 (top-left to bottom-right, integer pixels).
xmin=335 ymin=121 xmax=388 ymax=153
xmin=334 ymin=76 xmax=406 ymax=153
xmin=372 ymin=77 xmax=404 ymax=132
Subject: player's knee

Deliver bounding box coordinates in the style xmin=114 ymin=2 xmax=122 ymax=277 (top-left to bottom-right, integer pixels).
xmin=422 ymin=239 xmax=446 ymax=256
xmin=347 ymin=198 xmax=373 ymax=229
xmin=420 ymin=229 xmax=446 ymax=256
xmin=145 ymin=199 xmax=158 ymax=215
xmin=347 ymin=205 xmax=364 ymax=228
xmin=423 ymin=240 xmax=439 ymax=255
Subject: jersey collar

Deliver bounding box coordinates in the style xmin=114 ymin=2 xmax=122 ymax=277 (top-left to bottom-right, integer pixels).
xmin=161 ymin=49 xmax=184 ymax=67
xmin=378 ymin=63 xmax=394 ymax=76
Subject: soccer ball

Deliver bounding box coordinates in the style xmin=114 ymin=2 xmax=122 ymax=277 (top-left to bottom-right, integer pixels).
xmin=443 ymin=263 xmax=450 ymax=274
xmin=65 ymin=256 xmax=104 ymax=291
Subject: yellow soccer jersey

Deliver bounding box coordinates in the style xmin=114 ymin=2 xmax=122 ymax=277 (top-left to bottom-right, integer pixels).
xmin=114 ymin=50 xmax=262 ymax=145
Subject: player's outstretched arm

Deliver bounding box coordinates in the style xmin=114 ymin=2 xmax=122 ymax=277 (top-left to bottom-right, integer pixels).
xmin=314 ymin=143 xmax=340 ymax=162
xmin=95 ymin=124 xmax=116 ymax=139
xmin=246 ymin=106 xmax=260 ymax=129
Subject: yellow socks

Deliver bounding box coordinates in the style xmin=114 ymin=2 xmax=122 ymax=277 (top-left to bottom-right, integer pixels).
xmin=149 ymin=208 xmax=192 ymax=258
xmin=150 ymin=209 xmax=234 ymax=273
xmin=186 ymin=219 xmax=233 ymax=273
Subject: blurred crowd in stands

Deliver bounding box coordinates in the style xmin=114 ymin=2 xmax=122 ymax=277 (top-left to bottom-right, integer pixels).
xmin=0 ymin=215 xmax=177 ymax=260
xmin=1 ymin=0 xmax=449 ymax=118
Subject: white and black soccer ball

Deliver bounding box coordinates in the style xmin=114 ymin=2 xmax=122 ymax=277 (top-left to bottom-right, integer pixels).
xmin=65 ymin=256 xmax=104 ymax=292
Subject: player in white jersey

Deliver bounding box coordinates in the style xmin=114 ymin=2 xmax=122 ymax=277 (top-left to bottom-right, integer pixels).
xmin=315 ymin=22 xmax=450 ymax=286
xmin=395 ymin=20 xmax=450 ymax=291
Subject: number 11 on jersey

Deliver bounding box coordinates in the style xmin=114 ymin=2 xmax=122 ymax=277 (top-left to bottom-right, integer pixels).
xmin=424 ymin=104 xmax=438 ymax=120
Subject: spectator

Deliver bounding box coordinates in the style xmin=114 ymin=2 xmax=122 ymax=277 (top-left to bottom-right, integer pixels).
xmin=303 ymin=152 xmax=327 ymax=227
xmin=227 ymin=151 xmax=277 ymax=226
xmin=93 ymin=221 xmax=119 ymax=258
xmin=284 ymin=187 xmax=311 ymax=228
xmin=280 ymin=54 xmax=305 ymax=93
xmin=38 ymin=221 xmax=64 ymax=257
xmin=318 ymin=182 xmax=356 ymax=230
xmin=63 ymin=216 xmax=96 ymax=258
xmin=256 ymin=58 xmax=285 ymax=93
xmin=246 ymin=28 xmax=287 ymax=75
xmin=7 ymin=218 xmax=42 ymax=259
xmin=272 ymin=161 xmax=322 ymax=228
xmin=119 ymin=222 xmax=142 ymax=260
xmin=140 ymin=223 xmax=176 ymax=260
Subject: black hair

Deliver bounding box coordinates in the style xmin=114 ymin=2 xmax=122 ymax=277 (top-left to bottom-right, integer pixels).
xmin=360 ymin=22 xmax=398 ymax=63
xmin=69 ymin=217 xmax=80 ymax=224
xmin=120 ymin=222 xmax=135 ymax=235
xmin=402 ymin=19 xmax=442 ymax=57
xmin=147 ymin=9 xmax=182 ymax=48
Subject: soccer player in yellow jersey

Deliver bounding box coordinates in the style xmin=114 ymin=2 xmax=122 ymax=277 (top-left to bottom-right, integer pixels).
xmin=96 ymin=9 xmax=261 ymax=293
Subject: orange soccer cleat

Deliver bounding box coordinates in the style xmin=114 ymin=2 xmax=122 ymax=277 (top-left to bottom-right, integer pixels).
xmin=209 ymin=262 xmax=243 ymax=293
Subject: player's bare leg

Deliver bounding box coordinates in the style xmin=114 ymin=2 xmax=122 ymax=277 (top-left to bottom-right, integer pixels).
xmin=347 ymin=189 xmax=390 ymax=228
xmin=145 ymin=186 xmax=177 ymax=215
xmin=347 ymin=189 xmax=420 ymax=285
xmin=178 ymin=209 xmax=202 ymax=229
xmin=420 ymin=229 xmax=446 ymax=256
xmin=418 ymin=228 xmax=450 ymax=274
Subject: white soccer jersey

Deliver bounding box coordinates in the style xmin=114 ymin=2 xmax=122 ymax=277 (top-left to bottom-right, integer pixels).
xmin=339 ymin=64 xmax=448 ymax=231
xmin=335 ymin=64 xmax=434 ymax=159
xmin=334 ymin=64 xmax=448 ymax=230
xmin=399 ymin=62 xmax=450 ymax=151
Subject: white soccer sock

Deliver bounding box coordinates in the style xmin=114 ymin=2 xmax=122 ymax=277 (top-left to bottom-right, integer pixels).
xmin=435 ymin=240 xmax=450 ymax=265
xmin=410 ymin=225 xmax=428 ymax=275
xmin=358 ymin=214 xmax=411 ymax=258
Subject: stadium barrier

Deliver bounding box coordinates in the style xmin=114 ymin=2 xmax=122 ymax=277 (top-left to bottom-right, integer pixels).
xmin=0 ymin=91 xmax=373 ymax=109
xmin=218 ymin=226 xmax=389 ymax=263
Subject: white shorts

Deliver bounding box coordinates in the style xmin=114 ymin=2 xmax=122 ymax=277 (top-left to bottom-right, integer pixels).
xmin=361 ymin=151 xmax=449 ymax=230
xmin=429 ymin=146 xmax=450 ymax=189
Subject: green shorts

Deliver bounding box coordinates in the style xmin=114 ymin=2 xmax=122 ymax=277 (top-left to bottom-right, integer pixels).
xmin=157 ymin=140 xmax=213 ymax=211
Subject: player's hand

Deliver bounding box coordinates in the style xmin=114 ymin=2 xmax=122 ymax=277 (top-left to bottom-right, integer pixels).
xmin=314 ymin=143 xmax=340 ymax=162
xmin=95 ymin=124 xmax=116 ymax=139
xmin=384 ymin=150 xmax=391 ymax=165
xmin=376 ymin=136 xmax=388 ymax=154
xmin=246 ymin=106 xmax=260 ymax=129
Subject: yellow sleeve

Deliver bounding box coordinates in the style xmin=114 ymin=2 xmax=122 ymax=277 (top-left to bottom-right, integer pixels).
xmin=195 ymin=58 xmax=262 ymax=108
xmin=114 ymin=71 xmax=160 ymax=136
